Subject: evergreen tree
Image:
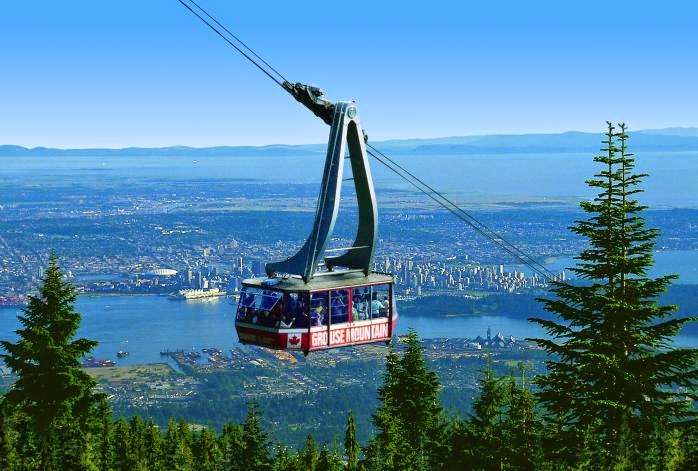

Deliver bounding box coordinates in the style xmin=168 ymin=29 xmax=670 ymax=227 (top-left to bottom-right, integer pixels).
xmin=301 ymin=434 xmax=318 ymax=471
xmin=8 ymin=408 xmax=40 ymax=470
xmin=219 ymin=421 xmax=244 ymax=471
xmin=344 ymin=410 xmax=359 ymax=471
xmin=113 ymin=417 xmax=136 ymax=471
xmin=143 ymin=419 xmax=163 ymax=471
xmin=531 ymin=123 xmax=698 ymax=465
xmin=0 ymin=253 xmax=104 ymax=467
xmin=681 ymin=422 xmax=698 ymax=470
xmin=443 ymin=418 xmax=473 ymax=471
xmin=467 ymin=362 xmax=508 ymax=470
xmin=129 ymin=415 xmax=147 ymax=469
xmin=367 ymin=329 xmax=447 ymax=470
xmin=239 ymin=401 xmax=271 ymax=471
xmin=501 ymin=367 xmax=543 ymax=470
xmin=163 ymin=417 xmax=194 ymax=471
xmin=94 ymin=400 xmax=113 ymax=471
xmin=316 ymin=444 xmax=343 ymax=471
xmin=194 ymin=427 xmax=223 ymax=471
xmin=0 ymin=403 xmax=20 ymax=470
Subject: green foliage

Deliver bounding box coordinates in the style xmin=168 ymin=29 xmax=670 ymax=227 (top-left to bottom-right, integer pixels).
xmin=239 ymin=401 xmax=272 ymax=471
xmin=468 ymin=363 xmax=508 ymax=469
xmin=530 ymin=123 xmax=698 ymax=467
xmin=345 ymin=410 xmax=359 ymax=471
xmin=163 ymin=418 xmax=194 ymax=470
xmin=142 ymin=418 xmax=162 ymax=470
xmin=0 ymin=252 xmax=106 ymax=468
xmin=193 ymin=427 xmax=223 ymax=471
xmin=365 ymin=328 xmax=447 ymax=470
xmin=301 ymin=434 xmax=318 ymax=471
xmin=317 ymin=444 xmax=344 ymax=471
xmin=501 ymin=368 xmax=543 ymax=469
xmin=219 ymin=421 xmax=244 ymax=470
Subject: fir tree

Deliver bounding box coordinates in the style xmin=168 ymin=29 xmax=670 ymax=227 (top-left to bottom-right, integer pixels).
xmin=301 ymin=434 xmax=318 ymax=471
xmin=94 ymin=400 xmax=114 ymax=471
xmin=0 ymin=252 xmax=104 ymax=467
xmin=316 ymin=444 xmax=343 ymax=471
xmin=443 ymin=418 xmax=473 ymax=471
xmin=113 ymin=417 xmax=136 ymax=471
xmin=530 ymin=123 xmax=698 ymax=465
xmin=501 ymin=366 xmax=543 ymax=470
xmin=344 ymin=410 xmax=359 ymax=471
xmin=219 ymin=421 xmax=244 ymax=471
xmin=163 ymin=417 xmax=194 ymax=470
xmin=0 ymin=403 xmax=19 ymax=470
xmin=129 ymin=415 xmax=147 ymax=468
xmin=142 ymin=419 xmax=163 ymax=471
xmin=367 ymin=328 xmax=447 ymax=470
xmin=193 ymin=427 xmax=223 ymax=471
xmin=467 ymin=362 xmax=508 ymax=470
xmin=239 ymin=401 xmax=271 ymax=471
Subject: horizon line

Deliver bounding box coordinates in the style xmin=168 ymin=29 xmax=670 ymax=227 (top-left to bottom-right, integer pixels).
xmin=3 ymin=126 xmax=697 ymax=151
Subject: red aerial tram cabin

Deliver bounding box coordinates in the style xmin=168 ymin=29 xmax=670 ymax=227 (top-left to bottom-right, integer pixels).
xmin=234 ymin=93 xmax=398 ymax=354
xmin=235 ymin=272 xmax=397 ymax=354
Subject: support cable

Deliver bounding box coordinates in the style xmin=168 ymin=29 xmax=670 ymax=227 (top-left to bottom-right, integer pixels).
xmin=185 ymin=0 xmax=290 ymax=84
xmin=175 ymin=0 xmax=285 ymax=87
xmin=367 ymin=144 xmax=555 ymax=280
xmin=174 ymin=0 xmax=557 ymax=281
xmin=367 ymin=150 xmax=555 ymax=281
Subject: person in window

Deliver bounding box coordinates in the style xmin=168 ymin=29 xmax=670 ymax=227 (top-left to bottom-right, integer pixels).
xmin=352 ymin=300 xmax=368 ymax=321
xmin=331 ymin=295 xmax=347 ymax=323
xmin=310 ymin=305 xmax=320 ymax=326
xmin=380 ymin=295 xmax=390 ymax=316
xmin=371 ymin=293 xmax=383 ymax=318
xmin=317 ymin=305 xmax=326 ymax=326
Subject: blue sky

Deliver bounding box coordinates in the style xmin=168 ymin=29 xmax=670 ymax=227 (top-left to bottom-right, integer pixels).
xmin=1 ymin=1 xmax=697 ymax=148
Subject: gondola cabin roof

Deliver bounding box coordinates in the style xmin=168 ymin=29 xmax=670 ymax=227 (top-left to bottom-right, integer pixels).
xmin=242 ymin=271 xmax=393 ymax=293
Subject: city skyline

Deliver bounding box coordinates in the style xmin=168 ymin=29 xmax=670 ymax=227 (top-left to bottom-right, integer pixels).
xmin=2 ymin=1 xmax=698 ymax=148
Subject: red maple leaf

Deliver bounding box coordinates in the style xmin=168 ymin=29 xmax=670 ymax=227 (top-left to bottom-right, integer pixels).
xmin=289 ymin=335 xmax=300 ymax=345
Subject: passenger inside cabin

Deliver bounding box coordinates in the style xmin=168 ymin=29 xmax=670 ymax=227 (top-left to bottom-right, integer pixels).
xmin=352 ymin=287 xmax=370 ymax=320
xmin=371 ymin=292 xmax=383 ymax=318
xmin=380 ymin=295 xmax=390 ymax=316
xmin=330 ymin=289 xmax=349 ymax=324
xmin=295 ymin=297 xmax=308 ymax=327
xmin=313 ymin=305 xmax=326 ymax=326
xmin=310 ymin=292 xmax=328 ymax=326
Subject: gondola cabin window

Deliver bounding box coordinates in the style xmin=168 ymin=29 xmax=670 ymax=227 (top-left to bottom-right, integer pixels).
xmin=310 ymin=291 xmax=329 ymax=326
xmin=236 ymin=287 xmax=282 ymax=327
xmin=371 ymin=284 xmax=390 ymax=319
xmin=280 ymin=292 xmax=309 ymax=329
xmin=330 ymin=289 xmax=350 ymax=324
xmin=351 ymin=286 xmax=370 ymax=321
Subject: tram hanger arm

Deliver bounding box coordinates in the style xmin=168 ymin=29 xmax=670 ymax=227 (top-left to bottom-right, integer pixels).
xmin=282 ymin=81 xmax=335 ymax=126
xmin=282 ymin=81 xmax=370 ymax=142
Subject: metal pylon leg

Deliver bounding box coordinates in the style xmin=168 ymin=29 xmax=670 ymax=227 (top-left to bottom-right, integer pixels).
xmin=266 ymin=102 xmax=377 ymax=282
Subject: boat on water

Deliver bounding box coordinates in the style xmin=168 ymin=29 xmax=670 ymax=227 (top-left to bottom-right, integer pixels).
xmin=174 ymin=287 xmax=227 ymax=300
xmin=117 ymin=350 xmax=129 ymax=358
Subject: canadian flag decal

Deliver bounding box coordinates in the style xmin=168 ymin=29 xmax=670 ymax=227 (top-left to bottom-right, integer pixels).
xmin=287 ymin=334 xmax=301 ymax=348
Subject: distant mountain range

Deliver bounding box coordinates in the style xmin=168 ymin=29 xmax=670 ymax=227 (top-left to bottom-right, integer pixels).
xmin=3 ymin=127 xmax=698 ymax=157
